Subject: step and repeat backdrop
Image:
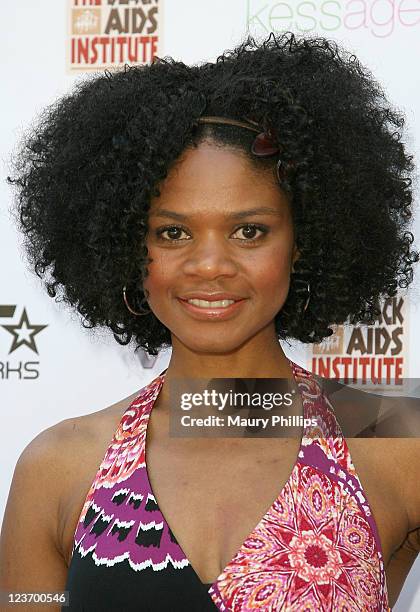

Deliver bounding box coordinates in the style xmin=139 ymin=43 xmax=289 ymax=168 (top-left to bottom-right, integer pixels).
xmin=1 ymin=1 xmax=420 ymax=609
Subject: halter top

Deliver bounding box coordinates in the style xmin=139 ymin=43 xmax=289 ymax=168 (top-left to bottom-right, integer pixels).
xmin=65 ymin=360 xmax=391 ymax=611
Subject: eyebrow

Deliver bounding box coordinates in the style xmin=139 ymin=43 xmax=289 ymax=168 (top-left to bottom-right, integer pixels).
xmin=150 ymin=207 xmax=282 ymax=221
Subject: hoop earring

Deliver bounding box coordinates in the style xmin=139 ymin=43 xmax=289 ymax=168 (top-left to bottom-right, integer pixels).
xmin=303 ymin=281 xmax=310 ymax=313
xmin=122 ymin=285 xmax=152 ymax=316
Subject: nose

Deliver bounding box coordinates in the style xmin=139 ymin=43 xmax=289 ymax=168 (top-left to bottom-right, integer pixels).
xmin=181 ymin=232 xmax=238 ymax=279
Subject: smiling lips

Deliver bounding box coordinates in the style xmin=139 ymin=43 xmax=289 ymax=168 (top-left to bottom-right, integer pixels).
xmin=179 ymin=292 xmax=245 ymax=306
xmin=187 ymin=298 xmax=236 ymax=308
xmin=177 ymin=293 xmax=247 ymax=318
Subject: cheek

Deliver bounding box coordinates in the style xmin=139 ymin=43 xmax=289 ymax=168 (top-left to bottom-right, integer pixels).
xmin=248 ymin=243 xmax=293 ymax=294
xmin=142 ymin=247 xmax=174 ymax=297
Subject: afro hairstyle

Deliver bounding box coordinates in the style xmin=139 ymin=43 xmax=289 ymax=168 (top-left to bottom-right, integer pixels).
xmin=8 ymin=32 xmax=419 ymax=355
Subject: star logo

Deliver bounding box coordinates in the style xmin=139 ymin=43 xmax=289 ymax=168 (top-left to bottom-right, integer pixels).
xmin=2 ymin=308 xmax=48 ymax=355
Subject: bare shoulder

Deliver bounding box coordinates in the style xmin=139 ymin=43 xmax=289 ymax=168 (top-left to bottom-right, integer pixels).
xmin=20 ymin=388 xmax=140 ymax=463
xmin=318 ymin=374 xmax=420 ymax=437
xmin=7 ymin=387 xmax=142 ymax=518
xmin=0 ymin=388 xmax=143 ymax=591
xmin=319 ymin=375 xmax=420 ymax=530
xmin=43 ymin=387 xmax=146 ymax=480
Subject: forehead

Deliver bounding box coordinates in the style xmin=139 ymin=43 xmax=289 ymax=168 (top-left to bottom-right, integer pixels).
xmin=149 ymin=140 xmax=288 ymax=215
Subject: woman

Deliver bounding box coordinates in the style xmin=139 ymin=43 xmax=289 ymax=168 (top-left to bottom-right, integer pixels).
xmin=1 ymin=32 xmax=419 ymax=611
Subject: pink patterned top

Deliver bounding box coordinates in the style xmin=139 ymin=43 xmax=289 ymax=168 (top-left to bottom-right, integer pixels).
xmin=66 ymin=360 xmax=391 ymax=611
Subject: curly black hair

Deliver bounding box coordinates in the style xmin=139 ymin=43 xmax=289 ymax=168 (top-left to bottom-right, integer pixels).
xmin=8 ymin=32 xmax=419 ymax=356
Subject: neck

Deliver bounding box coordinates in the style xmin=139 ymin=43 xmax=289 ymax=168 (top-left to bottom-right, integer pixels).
xmin=162 ymin=327 xmax=294 ymax=381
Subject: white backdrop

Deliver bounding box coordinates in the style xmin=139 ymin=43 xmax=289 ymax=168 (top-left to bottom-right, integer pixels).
xmin=1 ymin=1 xmax=420 ymax=609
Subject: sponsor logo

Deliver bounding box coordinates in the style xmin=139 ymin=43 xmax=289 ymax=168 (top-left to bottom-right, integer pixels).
xmin=68 ymin=0 xmax=162 ymax=72
xmin=0 ymin=305 xmax=48 ymax=380
xmin=311 ymin=295 xmax=409 ymax=390
xmin=246 ymin=0 xmax=420 ymax=38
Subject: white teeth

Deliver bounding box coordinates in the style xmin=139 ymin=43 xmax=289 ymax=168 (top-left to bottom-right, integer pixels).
xmin=187 ymin=299 xmax=236 ymax=308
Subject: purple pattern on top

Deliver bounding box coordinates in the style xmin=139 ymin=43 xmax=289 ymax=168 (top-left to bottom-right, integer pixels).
xmin=70 ymin=360 xmax=390 ymax=611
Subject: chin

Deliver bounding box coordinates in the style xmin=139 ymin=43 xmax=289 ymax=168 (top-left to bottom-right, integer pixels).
xmin=174 ymin=333 xmax=249 ymax=355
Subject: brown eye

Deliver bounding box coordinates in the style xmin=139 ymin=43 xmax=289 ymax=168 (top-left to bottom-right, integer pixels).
xmin=232 ymin=224 xmax=268 ymax=242
xmin=156 ymin=225 xmax=190 ymax=241
xmin=241 ymin=225 xmax=258 ymax=239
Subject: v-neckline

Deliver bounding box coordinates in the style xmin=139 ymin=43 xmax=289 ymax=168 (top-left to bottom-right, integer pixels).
xmin=142 ymin=359 xmax=312 ymax=592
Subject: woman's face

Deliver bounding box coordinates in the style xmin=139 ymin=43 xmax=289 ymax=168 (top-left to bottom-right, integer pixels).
xmin=144 ymin=140 xmax=299 ymax=354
